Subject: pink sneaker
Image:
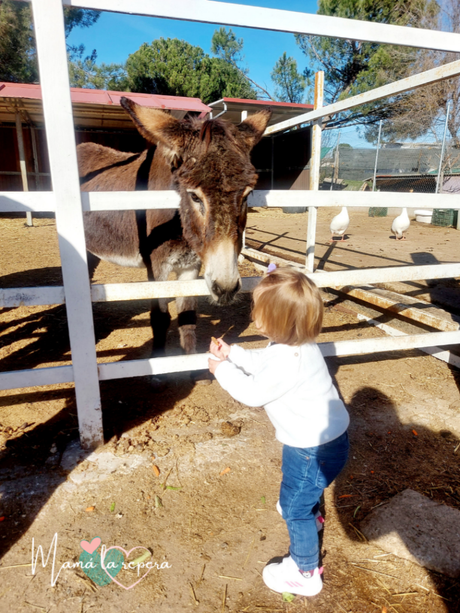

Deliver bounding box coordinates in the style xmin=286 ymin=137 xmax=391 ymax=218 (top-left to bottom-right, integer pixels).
xmin=263 ymin=556 xmax=323 ymax=597
xmin=276 ymin=500 xmax=324 ymax=531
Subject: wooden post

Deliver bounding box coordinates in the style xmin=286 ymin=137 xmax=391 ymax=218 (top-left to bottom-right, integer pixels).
xmin=271 ymin=136 xmax=275 ymax=190
xmin=30 ymin=126 xmax=41 ymax=191
xmin=306 ymin=71 xmax=324 ymax=272
xmin=32 ymin=0 xmax=104 ymax=449
xmin=15 ymin=110 xmax=33 ymax=227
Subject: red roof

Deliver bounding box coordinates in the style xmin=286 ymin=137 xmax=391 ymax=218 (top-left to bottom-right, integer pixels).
xmin=219 ymin=97 xmax=314 ymax=110
xmin=0 ymin=82 xmax=210 ymax=113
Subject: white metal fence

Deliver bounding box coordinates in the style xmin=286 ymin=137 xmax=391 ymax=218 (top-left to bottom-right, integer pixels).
xmin=1 ymin=0 xmax=460 ymax=448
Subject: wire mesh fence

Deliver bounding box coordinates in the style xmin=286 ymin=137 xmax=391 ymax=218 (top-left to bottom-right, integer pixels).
xmin=319 ymin=116 xmax=460 ymax=199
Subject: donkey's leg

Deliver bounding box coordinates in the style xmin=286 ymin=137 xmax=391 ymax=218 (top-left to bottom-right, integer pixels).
xmin=87 ymin=251 xmax=101 ymax=281
xmin=176 ymin=267 xmax=199 ymax=354
xmin=150 ymin=259 xmax=173 ymax=357
xmin=151 ymin=298 xmax=171 ymax=357
xmin=176 ymin=266 xmax=212 ymax=385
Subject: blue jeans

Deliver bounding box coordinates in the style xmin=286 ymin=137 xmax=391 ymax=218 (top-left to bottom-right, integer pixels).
xmin=279 ymin=431 xmax=349 ymax=571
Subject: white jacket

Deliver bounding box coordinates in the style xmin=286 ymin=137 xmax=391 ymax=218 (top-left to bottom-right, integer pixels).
xmin=214 ymin=342 xmax=349 ymax=448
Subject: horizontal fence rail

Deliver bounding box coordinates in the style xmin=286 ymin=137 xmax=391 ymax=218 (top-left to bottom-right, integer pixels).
xmin=2 ymin=264 xmax=460 ymax=308
xmin=265 ymin=59 xmax=460 ymax=135
xmin=3 ymin=190 xmax=460 ymax=213
xmin=2 ymin=330 xmax=460 ymax=391
xmin=52 ymin=0 xmax=460 ymax=53
xmin=247 ymin=190 xmax=460 ymax=210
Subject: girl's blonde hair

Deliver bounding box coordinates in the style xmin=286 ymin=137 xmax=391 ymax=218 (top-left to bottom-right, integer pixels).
xmin=252 ymin=267 xmax=323 ymax=345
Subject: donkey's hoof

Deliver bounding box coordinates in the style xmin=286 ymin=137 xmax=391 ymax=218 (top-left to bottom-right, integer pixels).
xmin=148 ymin=376 xmax=167 ymax=392
xmin=192 ymin=371 xmax=212 ymax=386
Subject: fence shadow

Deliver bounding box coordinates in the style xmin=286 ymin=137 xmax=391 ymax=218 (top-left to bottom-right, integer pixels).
xmin=326 ymin=358 xmax=460 ymax=611
xmin=409 ymin=252 xmax=460 ymax=318
xmin=0 ymin=284 xmax=255 ymax=561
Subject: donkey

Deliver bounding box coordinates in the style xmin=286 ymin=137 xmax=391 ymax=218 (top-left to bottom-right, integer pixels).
xmin=78 ymin=97 xmax=271 ymax=357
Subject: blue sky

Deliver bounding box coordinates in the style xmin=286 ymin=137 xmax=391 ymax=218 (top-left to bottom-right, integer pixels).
xmin=67 ymin=0 xmax=370 ymax=147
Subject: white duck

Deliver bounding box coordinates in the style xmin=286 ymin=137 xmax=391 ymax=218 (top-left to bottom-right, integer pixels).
xmin=391 ymin=207 xmax=410 ymax=240
xmin=329 ymin=207 xmax=350 ymax=242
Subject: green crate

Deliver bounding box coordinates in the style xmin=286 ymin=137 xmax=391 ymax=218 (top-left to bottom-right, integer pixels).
xmin=432 ymin=209 xmax=458 ymax=227
xmin=368 ymin=207 xmax=388 ymax=217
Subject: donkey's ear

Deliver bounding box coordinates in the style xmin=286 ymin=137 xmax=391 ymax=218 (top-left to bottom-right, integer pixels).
xmin=237 ymin=109 xmax=271 ymax=150
xmin=121 ymin=97 xmax=184 ymax=158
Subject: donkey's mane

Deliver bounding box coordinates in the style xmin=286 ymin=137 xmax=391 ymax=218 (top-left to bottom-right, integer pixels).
xmin=188 ymin=116 xmax=237 ymax=150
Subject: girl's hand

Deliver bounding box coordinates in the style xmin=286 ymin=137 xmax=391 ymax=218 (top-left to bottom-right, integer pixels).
xmin=208 ymin=357 xmax=223 ymax=375
xmin=209 ymin=337 xmax=231 ymax=360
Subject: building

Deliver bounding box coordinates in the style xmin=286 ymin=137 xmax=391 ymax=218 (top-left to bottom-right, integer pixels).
xmin=0 ymin=84 xmax=314 ymax=193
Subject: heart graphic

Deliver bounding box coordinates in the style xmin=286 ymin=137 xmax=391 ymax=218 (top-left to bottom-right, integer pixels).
xmin=80 ymin=537 xmax=102 ymax=554
xmin=101 ymin=545 xmax=152 ymax=590
xmin=80 ymin=547 xmax=124 ymax=587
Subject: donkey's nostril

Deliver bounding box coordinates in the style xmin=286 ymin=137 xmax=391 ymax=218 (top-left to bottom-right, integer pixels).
xmin=230 ymin=280 xmax=241 ymax=297
xmin=212 ymin=281 xmax=224 ymax=298
xmin=212 ymin=279 xmax=241 ymax=305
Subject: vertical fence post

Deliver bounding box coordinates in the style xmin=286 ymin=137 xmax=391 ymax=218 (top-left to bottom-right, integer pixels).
xmin=15 ymin=109 xmax=33 ymax=227
xmin=30 ymin=126 xmax=41 ymax=191
xmin=31 ymin=0 xmax=104 ymax=449
xmin=372 ymin=120 xmax=383 ymax=192
xmin=369 ymin=120 xmax=387 ymax=217
xmin=271 ymin=136 xmax=275 ymax=191
xmin=436 ymin=101 xmax=451 ymax=194
xmin=306 ymin=71 xmax=324 ymax=272
xmin=330 ymin=130 xmax=341 ymax=190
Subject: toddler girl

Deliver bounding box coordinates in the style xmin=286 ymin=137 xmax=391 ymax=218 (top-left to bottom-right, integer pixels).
xmin=208 ymin=267 xmax=349 ymax=597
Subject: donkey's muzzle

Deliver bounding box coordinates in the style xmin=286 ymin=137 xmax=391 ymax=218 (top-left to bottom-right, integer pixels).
xmin=212 ymin=279 xmax=241 ymax=305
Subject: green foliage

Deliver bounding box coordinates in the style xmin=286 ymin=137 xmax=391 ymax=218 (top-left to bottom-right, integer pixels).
xmin=64 ymin=7 xmax=100 ymax=62
xmin=69 ymin=58 xmax=128 ymax=90
xmin=63 ymin=6 xmax=100 ymax=36
xmin=0 ymin=1 xmax=100 ymax=84
xmin=271 ymin=52 xmax=306 ymax=103
xmin=126 ymin=37 xmax=256 ymax=103
xmin=373 ymin=0 xmax=460 ymax=147
xmin=211 ymin=27 xmax=244 ymax=64
xmin=295 ymin=0 xmax=439 ymax=135
xmin=0 ymin=0 xmax=37 ymax=83
xmin=211 ymin=27 xmax=274 ymax=100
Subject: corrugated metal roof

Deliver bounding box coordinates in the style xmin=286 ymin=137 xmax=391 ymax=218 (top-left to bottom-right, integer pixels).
xmin=0 ymin=82 xmax=211 ymax=129
xmin=208 ymin=97 xmax=314 ymax=128
xmin=217 ymin=97 xmax=314 ymax=109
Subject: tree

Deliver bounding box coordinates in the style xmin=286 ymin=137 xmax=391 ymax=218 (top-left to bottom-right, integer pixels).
xmin=211 ymin=27 xmax=244 ymax=64
xmin=0 ymin=0 xmax=100 ymax=84
xmin=376 ymin=0 xmax=460 ymax=147
xmin=271 ymin=52 xmax=306 ymax=103
xmin=125 ymin=37 xmax=257 ymax=103
xmin=0 ymin=0 xmax=37 ymax=83
xmin=211 ymin=27 xmax=275 ymax=100
xmin=68 ymin=56 xmax=128 ymax=90
xmin=295 ymin=0 xmax=439 ymax=133
xmin=64 ymin=6 xmax=100 ymax=60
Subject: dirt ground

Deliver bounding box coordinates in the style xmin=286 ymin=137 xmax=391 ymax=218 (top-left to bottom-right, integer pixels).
xmin=1 ymin=207 xmax=460 ymax=613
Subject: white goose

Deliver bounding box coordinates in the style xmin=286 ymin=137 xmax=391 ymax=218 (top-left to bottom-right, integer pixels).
xmin=329 ymin=207 xmax=350 ymax=242
xmin=391 ymin=207 xmax=410 ymax=240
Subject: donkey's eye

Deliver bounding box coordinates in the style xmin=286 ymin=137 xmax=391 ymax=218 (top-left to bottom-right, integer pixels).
xmin=189 ymin=192 xmax=206 ymax=216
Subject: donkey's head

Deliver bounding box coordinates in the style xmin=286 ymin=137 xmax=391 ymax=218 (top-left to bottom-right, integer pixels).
xmin=121 ymin=97 xmax=271 ymax=305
